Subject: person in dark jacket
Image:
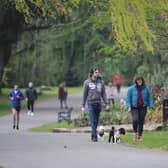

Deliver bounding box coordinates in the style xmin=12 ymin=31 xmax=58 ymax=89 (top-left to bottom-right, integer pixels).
xmin=81 ymin=68 xmax=110 ymax=142
xmin=58 ymin=81 xmax=68 ymax=109
xmin=126 ymin=76 xmax=154 ymax=141
xmin=26 ymin=82 xmax=37 ymax=116
xmin=9 ymin=84 xmax=24 ymax=130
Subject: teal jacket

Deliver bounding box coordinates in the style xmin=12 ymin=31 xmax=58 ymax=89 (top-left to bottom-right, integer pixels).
xmin=126 ymin=84 xmax=154 ymax=109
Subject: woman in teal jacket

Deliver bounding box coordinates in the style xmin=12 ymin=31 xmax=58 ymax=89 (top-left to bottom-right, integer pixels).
xmin=126 ymin=76 xmax=154 ymax=141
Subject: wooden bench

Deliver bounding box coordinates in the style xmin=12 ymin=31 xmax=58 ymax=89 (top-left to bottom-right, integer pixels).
xmin=57 ymin=107 xmax=73 ymax=122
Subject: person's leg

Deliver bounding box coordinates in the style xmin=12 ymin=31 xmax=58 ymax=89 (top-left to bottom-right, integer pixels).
xmin=60 ymin=99 xmax=63 ymax=109
xmin=12 ymin=108 xmax=16 ymax=129
xmin=31 ymin=101 xmax=34 ymax=112
xmin=15 ymin=107 xmax=20 ymax=130
xmin=94 ymin=104 xmax=101 ymax=132
xmin=64 ymin=98 xmax=68 ymax=109
xmin=138 ymin=107 xmax=147 ymax=138
xmin=88 ymin=104 xmax=97 ymax=141
xmin=131 ymin=108 xmax=139 ymax=140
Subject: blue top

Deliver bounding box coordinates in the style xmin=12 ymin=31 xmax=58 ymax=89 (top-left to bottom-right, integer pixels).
xmin=9 ymin=89 xmax=24 ymax=107
xmin=126 ymin=84 xmax=154 ymax=109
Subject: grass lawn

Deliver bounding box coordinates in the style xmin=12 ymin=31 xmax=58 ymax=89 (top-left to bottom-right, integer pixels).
xmin=121 ymin=130 xmax=168 ymax=151
xmin=0 ymin=86 xmax=82 ymax=117
xmin=30 ymin=121 xmax=75 ymax=132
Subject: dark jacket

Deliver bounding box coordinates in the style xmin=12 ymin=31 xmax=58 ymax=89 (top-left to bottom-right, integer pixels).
xmin=26 ymin=87 xmax=37 ymax=101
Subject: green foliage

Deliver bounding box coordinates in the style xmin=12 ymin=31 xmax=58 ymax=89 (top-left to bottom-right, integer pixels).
xmin=74 ymin=104 xmax=131 ymax=127
xmin=31 ymin=121 xmax=75 ymax=132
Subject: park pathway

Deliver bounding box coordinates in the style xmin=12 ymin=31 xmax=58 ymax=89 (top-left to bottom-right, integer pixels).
xmin=0 ymin=88 xmax=168 ymax=168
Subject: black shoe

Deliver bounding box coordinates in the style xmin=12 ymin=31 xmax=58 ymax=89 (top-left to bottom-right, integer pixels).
xmin=92 ymin=138 xmax=98 ymax=142
xmin=13 ymin=125 xmax=15 ymax=129
xmin=16 ymin=125 xmax=19 ymax=130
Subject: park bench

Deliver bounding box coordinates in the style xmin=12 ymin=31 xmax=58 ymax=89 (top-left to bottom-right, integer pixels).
xmin=57 ymin=107 xmax=73 ymax=122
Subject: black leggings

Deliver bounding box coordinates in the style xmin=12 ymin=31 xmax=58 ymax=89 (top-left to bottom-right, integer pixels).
xmin=27 ymin=100 xmax=34 ymax=112
xmin=131 ymin=107 xmax=147 ymax=136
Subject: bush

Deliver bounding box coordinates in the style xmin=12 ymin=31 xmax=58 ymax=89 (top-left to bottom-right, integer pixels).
xmin=73 ymin=104 xmax=131 ymax=127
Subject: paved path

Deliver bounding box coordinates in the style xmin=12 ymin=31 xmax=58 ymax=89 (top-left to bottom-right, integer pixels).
xmin=0 ymin=89 xmax=168 ymax=168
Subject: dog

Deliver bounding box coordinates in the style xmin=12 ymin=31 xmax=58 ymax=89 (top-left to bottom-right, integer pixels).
xmin=97 ymin=125 xmax=105 ymax=141
xmin=108 ymin=127 xmax=126 ymax=144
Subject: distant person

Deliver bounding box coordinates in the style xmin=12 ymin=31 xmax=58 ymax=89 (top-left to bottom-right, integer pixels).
xmin=26 ymin=82 xmax=38 ymax=116
xmin=9 ymin=84 xmax=24 ymax=130
xmin=126 ymin=76 xmax=154 ymax=141
xmin=113 ymin=73 xmax=124 ymax=95
xmin=58 ymin=81 xmax=68 ymax=109
xmin=81 ymin=68 xmax=110 ymax=142
xmin=120 ymin=97 xmax=126 ymax=111
xmin=106 ymin=82 xmax=115 ymax=106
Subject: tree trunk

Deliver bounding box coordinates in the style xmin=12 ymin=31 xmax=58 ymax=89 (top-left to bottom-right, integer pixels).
xmin=0 ymin=44 xmax=11 ymax=94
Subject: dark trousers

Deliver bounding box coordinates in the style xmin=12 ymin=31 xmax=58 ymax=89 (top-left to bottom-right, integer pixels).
xmin=27 ymin=100 xmax=34 ymax=112
xmin=131 ymin=107 xmax=147 ymax=136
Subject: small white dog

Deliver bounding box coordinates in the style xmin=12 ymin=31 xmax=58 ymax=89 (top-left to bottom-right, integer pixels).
xmin=97 ymin=126 xmax=105 ymax=141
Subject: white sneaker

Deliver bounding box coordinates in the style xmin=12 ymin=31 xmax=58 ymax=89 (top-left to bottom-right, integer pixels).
xmin=27 ymin=111 xmax=31 ymax=116
xmin=30 ymin=112 xmax=34 ymax=116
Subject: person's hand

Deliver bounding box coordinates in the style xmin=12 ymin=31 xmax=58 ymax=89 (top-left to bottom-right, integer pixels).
xmin=25 ymin=98 xmax=28 ymax=101
xmin=105 ymin=105 xmax=110 ymax=112
xmin=81 ymin=107 xmax=85 ymax=113
xmin=10 ymin=97 xmax=14 ymax=100
xmin=128 ymin=107 xmax=131 ymax=113
xmin=16 ymin=95 xmax=20 ymax=99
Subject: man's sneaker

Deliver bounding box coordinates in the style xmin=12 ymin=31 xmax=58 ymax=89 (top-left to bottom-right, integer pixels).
xmin=13 ymin=125 xmax=15 ymax=129
xmin=16 ymin=125 xmax=19 ymax=130
xmin=92 ymin=138 xmax=98 ymax=142
xmin=27 ymin=111 xmax=31 ymax=116
xmin=30 ymin=112 xmax=34 ymax=116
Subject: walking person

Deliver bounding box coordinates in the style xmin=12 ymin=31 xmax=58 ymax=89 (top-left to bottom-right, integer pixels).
xmin=126 ymin=76 xmax=154 ymax=141
xmin=26 ymin=82 xmax=38 ymax=116
xmin=106 ymin=82 xmax=115 ymax=106
xmin=58 ymin=81 xmax=68 ymax=109
xmin=9 ymin=84 xmax=24 ymax=130
xmin=81 ymin=68 xmax=110 ymax=142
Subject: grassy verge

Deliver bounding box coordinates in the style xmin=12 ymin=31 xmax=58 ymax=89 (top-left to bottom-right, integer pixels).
xmin=30 ymin=121 xmax=75 ymax=132
xmin=0 ymin=86 xmax=82 ymax=117
xmin=121 ymin=130 xmax=168 ymax=151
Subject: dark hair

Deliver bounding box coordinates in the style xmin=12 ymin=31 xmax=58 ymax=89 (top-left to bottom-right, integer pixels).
xmin=135 ymin=76 xmax=145 ymax=86
xmin=89 ymin=68 xmax=98 ymax=77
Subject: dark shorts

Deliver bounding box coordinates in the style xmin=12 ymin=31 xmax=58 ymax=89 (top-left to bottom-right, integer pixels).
xmin=13 ymin=107 xmax=21 ymax=112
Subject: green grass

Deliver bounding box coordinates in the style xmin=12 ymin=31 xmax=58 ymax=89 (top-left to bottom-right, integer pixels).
xmin=0 ymin=86 xmax=82 ymax=117
xmin=122 ymin=131 xmax=168 ymax=151
xmin=30 ymin=121 xmax=75 ymax=132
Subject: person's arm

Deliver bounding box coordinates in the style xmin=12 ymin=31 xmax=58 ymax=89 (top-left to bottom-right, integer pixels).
xmin=19 ymin=91 xmax=24 ymax=100
xmin=101 ymin=82 xmax=109 ymax=106
xmin=34 ymin=89 xmax=38 ymax=100
xmin=147 ymin=87 xmax=154 ymax=109
xmin=9 ymin=91 xmax=14 ymax=100
xmin=126 ymin=87 xmax=132 ymax=112
xmin=81 ymin=80 xmax=88 ymax=108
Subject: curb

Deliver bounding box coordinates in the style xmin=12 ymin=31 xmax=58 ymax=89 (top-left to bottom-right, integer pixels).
xmin=52 ymin=123 xmax=162 ymax=133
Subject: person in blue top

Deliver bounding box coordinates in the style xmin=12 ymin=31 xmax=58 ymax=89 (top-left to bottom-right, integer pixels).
xmin=126 ymin=76 xmax=154 ymax=141
xmin=9 ymin=84 xmax=24 ymax=130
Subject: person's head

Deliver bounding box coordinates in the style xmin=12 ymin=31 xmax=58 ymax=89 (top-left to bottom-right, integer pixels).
xmin=89 ymin=68 xmax=100 ymax=79
xmin=28 ymin=82 xmax=33 ymax=88
xmin=135 ymin=76 xmax=145 ymax=87
xmin=14 ymin=84 xmax=19 ymax=90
